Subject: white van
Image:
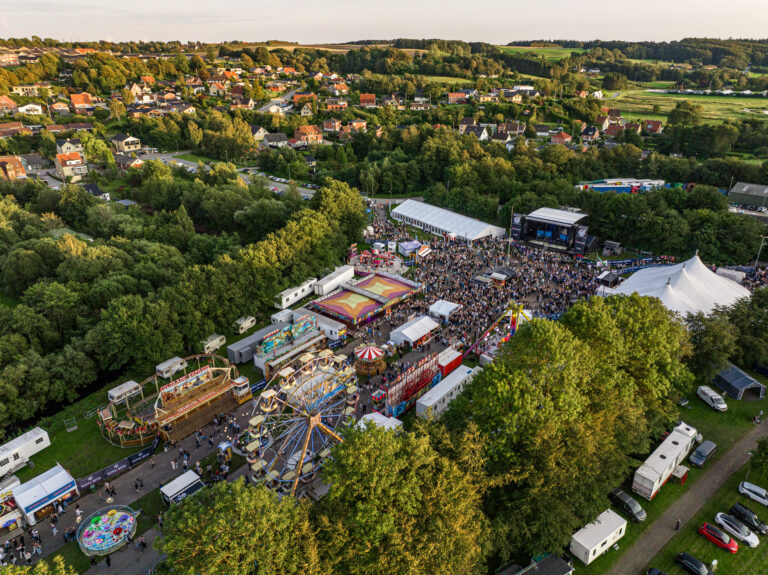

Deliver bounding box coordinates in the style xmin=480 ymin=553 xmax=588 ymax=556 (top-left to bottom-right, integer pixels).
xmin=739 ymin=482 xmax=768 ymax=506
xmin=697 ymin=385 xmax=727 ymax=412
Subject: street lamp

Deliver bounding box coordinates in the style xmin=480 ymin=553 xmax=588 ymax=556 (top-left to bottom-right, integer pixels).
xmin=755 ymin=235 xmax=768 ymax=270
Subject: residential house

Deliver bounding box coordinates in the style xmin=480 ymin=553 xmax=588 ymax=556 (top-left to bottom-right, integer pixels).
xmin=172 ymin=104 xmax=197 ymax=115
xmin=349 ymin=119 xmax=367 ymax=132
xmin=581 ymin=126 xmax=600 ymax=143
xmin=323 ymin=118 xmax=342 ymax=132
xmin=594 ymin=115 xmax=610 ymax=131
xmin=111 ymin=134 xmax=141 ymax=153
xmin=477 ymin=93 xmax=499 ymax=103
xmin=447 ymin=92 xmax=467 ymax=104
xmin=294 ymin=125 xmax=323 ymax=145
xmin=624 ymin=123 xmax=641 ymax=136
xmin=534 ymin=125 xmax=551 ymax=138
xmin=19 ymin=153 xmax=50 ymax=172
xmin=261 ymin=133 xmax=290 ymax=148
xmin=607 ymin=108 xmax=622 ymax=120
xmin=0 ymin=52 xmax=19 ymax=67
xmin=0 ymin=95 xmax=18 ymax=115
xmin=575 ymin=90 xmax=589 ymax=98
xmin=498 ymin=122 xmax=525 ymax=136
xmin=465 ymin=126 xmax=489 ymax=141
xmin=572 ymin=120 xmax=586 ymax=134
xmin=0 ymin=122 xmax=28 ymax=138
xmin=491 ymin=132 xmax=512 ymax=144
xmin=458 ymin=117 xmax=477 ymax=134
xmin=140 ymin=75 xmax=155 ymax=85
xmin=409 ymin=101 xmax=432 ymax=111
xmin=551 ymin=131 xmax=572 ymax=145
xmin=50 ymin=102 xmax=71 ymax=116
xmin=305 ymin=155 xmax=317 ymax=169
xmin=605 ymin=124 xmax=624 ymax=139
xmin=380 ymin=95 xmax=400 ymax=107
xmin=83 ymin=183 xmax=109 ymax=202
xmin=16 ymin=103 xmax=43 ymax=115
xmin=69 ymin=92 xmax=94 ymax=114
xmin=292 ymin=92 xmax=316 ymax=106
xmin=0 ymin=156 xmax=26 ymax=180
xmin=326 ymin=98 xmax=348 ymax=111
xmin=265 ymin=102 xmax=293 ymax=115
xmin=114 ymin=154 xmax=143 ymax=171
xmin=330 ymin=83 xmax=349 ymax=96
xmin=359 ymin=93 xmax=376 ymax=108
xmin=231 ymin=98 xmax=256 ymax=110
xmin=250 ymin=125 xmax=269 ymax=142
xmin=56 ymin=138 xmax=84 ymax=156
xmin=10 ymin=83 xmax=50 ymax=97
xmin=591 ymin=90 xmax=604 ymax=99
xmin=54 ymin=152 xmax=87 ymax=182
xmin=338 ymin=125 xmax=353 ymax=141
xmin=643 ymin=120 xmax=664 ymax=135
xmin=209 ymin=82 xmax=228 ymax=97
xmin=300 ymin=103 xmax=313 ymax=117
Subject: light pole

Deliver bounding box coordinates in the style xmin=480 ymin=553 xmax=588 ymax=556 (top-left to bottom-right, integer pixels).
xmin=755 ymin=235 xmax=768 ymax=270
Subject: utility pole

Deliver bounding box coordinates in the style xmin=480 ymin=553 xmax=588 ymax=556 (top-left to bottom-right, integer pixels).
xmin=755 ymin=235 xmax=768 ymax=270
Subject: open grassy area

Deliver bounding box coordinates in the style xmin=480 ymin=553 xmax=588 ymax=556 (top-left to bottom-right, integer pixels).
xmin=418 ymin=75 xmax=474 ymax=86
xmin=15 ymin=423 xmax=145 ymax=482
xmin=40 ymin=540 xmax=95 ymax=574
xmin=577 ymin=392 xmax=760 ymax=575
xmin=174 ymin=152 xmax=217 ymax=164
xmin=134 ymin=488 xmax=166 ymax=534
xmin=48 ymin=227 xmax=94 ymax=242
xmin=496 ymin=46 xmax=587 ymax=62
xmin=650 ymin=466 xmax=768 ymax=574
xmin=612 ymin=89 xmax=768 ymax=122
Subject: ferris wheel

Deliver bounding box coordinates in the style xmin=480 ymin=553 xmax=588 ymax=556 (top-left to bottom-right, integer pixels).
xmin=248 ymin=351 xmax=358 ymax=497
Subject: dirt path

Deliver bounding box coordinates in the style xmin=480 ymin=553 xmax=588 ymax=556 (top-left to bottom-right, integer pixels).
xmin=607 ymin=422 xmax=768 ymax=575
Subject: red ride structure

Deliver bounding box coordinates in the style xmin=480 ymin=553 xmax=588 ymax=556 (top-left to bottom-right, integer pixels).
xmin=373 ymin=353 xmax=441 ymax=418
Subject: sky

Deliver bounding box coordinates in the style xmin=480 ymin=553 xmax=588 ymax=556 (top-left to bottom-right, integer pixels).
xmin=2 ymin=0 xmax=767 ymax=44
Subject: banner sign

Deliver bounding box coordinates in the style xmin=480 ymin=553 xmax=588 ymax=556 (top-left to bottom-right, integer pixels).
xmin=251 ymin=379 xmax=267 ymax=393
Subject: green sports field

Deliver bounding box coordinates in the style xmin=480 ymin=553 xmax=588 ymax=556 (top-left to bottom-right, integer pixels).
xmin=611 ymin=89 xmax=768 ymax=122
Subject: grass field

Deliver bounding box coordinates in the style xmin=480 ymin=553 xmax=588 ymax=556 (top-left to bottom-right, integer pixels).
xmin=649 ymin=465 xmax=768 ymax=574
xmin=577 ymin=392 xmax=759 ymax=575
xmin=174 ymin=152 xmax=216 ymax=164
xmin=418 ymin=75 xmax=474 ymax=85
xmin=612 ymin=89 xmax=768 ymax=122
xmin=496 ymin=46 xmax=587 ymax=62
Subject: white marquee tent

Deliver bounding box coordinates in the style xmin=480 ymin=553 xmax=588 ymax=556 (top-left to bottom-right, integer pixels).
xmin=428 ymin=300 xmax=462 ymax=319
xmin=605 ymin=255 xmax=750 ymax=316
xmin=391 ymin=200 xmax=506 ymax=241
xmin=389 ymin=316 xmax=439 ymax=346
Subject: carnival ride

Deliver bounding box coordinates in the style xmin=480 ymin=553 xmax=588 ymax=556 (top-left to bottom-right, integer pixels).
xmin=246 ymin=351 xmax=358 ymax=497
xmin=354 ymin=344 xmax=386 ymax=376
xmin=76 ymin=505 xmax=138 ymax=556
xmin=464 ymin=300 xmax=531 ymax=358
xmin=372 ymin=352 xmax=441 ymax=418
xmin=97 ymin=354 xmax=251 ymax=447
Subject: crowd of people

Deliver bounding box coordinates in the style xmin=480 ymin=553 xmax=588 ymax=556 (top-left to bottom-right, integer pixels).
xmin=365 ymin=203 xmax=601 ymax=351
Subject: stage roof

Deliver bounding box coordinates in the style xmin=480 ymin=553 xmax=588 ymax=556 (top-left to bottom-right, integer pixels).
xmin=607 ymin=255 xmax=750 ymax=316
xmin=526 ymin=207 xmax=587 ymax=227
xmin=392 ymin=200 xmax=506 ymax=241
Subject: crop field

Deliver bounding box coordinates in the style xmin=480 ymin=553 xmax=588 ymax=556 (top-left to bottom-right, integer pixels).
xmin=611 ymin=89 xmax=768 ymax=121
xmin=496 ymin=46 xmax=586 ymax=61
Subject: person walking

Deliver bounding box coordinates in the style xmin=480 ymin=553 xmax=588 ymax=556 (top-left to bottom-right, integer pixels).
xmin=75 ymin=505 xmax=82 ymax=524
xmin=90 ymin=556 xmax=97 ymax=567
xmin=105 ymin=554 xmax=111 ymax=568
xmin=50 ymin=522 xmax=57 ymax=537
xmin=675 ymin=518 xmax=681 ymax=531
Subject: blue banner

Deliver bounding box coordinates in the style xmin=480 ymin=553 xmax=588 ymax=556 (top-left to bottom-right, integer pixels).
xmin=24 ymin=480 xmax=77 ymax=513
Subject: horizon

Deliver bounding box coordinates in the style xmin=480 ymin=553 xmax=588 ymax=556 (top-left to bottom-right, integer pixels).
xmin=3 ymin=0 xmax=768 ymax=44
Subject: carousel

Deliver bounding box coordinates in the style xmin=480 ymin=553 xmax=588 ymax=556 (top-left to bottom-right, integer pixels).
xmin=76 ymin=505 xmax=138 ymax=557
xmin=354 ymin=344 xmax=386 ymax=376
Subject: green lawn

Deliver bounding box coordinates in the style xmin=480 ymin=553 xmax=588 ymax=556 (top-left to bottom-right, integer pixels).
xmin=496 ymin=46 xmax=587 ymax=62
xmin=577 ymin=392 xmax=759 ymax=574
xmin=417 ymin=75 xmax=474 ymax=86
xmin=134 ymin=488 xmax=166 ymax=534
xmin=173 ymin=152 xmax=217 ymax=164
xmin=15 ymin=423 xmax=145 ymax=482
xmin=40 ymin=540 xmax=96 ymax=574
xmin=650 ymin=466 xmax=768 ymax=575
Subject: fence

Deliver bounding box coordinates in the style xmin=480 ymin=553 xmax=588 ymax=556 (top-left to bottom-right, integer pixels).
xmin=76 ymin=435 xmax=160 ymax=492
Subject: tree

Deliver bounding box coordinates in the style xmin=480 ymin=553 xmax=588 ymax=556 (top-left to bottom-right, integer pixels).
xmin=728 ymin=287 xmax=768 ymax=367
xmin=108 ymin=98 xmax=126 ymax=119
xmin=668 ymin=100 xmax=704 ymax=127
xmin=157 ymin=480 xmax=321 ymax=575
xmin=686 ymin=311 xmax=738 ymax=381
xmin=317 ymin=424 xmax=490 ymax=575
xmin=2 ymin=556 xmax=78 ymax=575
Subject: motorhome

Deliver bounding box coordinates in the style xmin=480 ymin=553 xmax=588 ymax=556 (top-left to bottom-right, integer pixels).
xmin=632 ymin=421 xmax=698 ymax=500
xmin=570 ymin=509 xmax=627 ymax=565
xmin=156 ymin=356 xmax=188 ymax=379
xmin=235 ymin=316 xmax=256 ymax=334
xmin=201 ymin=334 xmax=226 ymax=354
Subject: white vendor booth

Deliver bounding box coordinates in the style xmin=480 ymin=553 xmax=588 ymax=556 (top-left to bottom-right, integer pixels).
xmin=160 ymin=470 xmax=205 ymax=505
xmin=12 ymin=464 xmax=79 ymax=526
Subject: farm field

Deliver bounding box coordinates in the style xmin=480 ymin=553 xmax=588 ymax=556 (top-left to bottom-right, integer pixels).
xmin=611 ymin=89 xmax=768 ymax=121
xmin=496 ymin=45 xmax=586 ymax=61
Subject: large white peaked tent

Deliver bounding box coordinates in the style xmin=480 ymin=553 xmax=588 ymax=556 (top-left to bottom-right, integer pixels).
xmin=606 ymin=255 xmax=750 ymax=316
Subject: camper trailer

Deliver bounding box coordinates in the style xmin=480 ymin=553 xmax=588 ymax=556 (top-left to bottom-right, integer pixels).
xmin=570 ymin=509 xmax=627 ymax=565
xmin=274 ymin=278 xmax=317 ymax=309
xmin=201 ymin=334 xmax=226 ymax=354
xmin=107 ymin=380 xmax=141 ymax=405
xmin=632 ymin=421 xmax=698 ymax=500
xmin=0 ymin=428 xmax=50 ymax=476
xmin=156 ymin=356 xmax=188 ymax=379
xmin=417 ymin=366 xmax=480 ymax=420
xmin=235 ymin=316 xmax=256 ymax=334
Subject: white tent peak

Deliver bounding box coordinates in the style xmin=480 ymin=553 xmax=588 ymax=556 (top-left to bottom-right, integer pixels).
xmin=605 ymin=254 xmax=750 ymax=316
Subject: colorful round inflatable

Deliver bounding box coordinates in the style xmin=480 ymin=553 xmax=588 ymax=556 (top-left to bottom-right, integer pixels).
xmin=77 ymin=505 xmax=138 ymax=556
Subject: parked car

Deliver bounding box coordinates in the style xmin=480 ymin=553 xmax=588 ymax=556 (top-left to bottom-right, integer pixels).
xmin=730 ymin=502 xmax=768 ymax=535
xmin=646 ymin=569 xmax=668 ymax=575
xmin=697 ymin=522 xmax=738 ymax=553
xmin=715 ymin=512 xmax=759 ymax=547
xmin=739 ymin=481 xmax=768 ymax=506
xmin=676 ymin=551 xmax=715 ymax=574
xmin=609 ymin=488 xmax=647 ymax=522
xmin=689 ymin=440 xmax=717 ymax=467
xmin=697 ymin=385 xmax=727 ymax=411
